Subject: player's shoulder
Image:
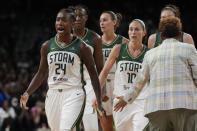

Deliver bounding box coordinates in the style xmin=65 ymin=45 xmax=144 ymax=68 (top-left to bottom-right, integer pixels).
xmin=41 ymin=40 xmax=50 ymax=49
xmin=122 ymin=36 xmax=129 ymax=44
xmin=183 ymin=32 xmax=194 ymax=45
xmin=87 ymin=28 xmax=101 ymax=43
xmin=148 ymin=33 xmax=157 ymax=48
xmin=148 ymin=33 xmax=157 ymax=40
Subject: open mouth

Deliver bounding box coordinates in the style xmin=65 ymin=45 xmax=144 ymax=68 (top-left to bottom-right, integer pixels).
xmin=131 ymin=36 xmax=137 ymax=39
xmin=57 ymin=27 xmax=65 ymax=33
xmin=101 ymin=26 xmax=105 ymax=28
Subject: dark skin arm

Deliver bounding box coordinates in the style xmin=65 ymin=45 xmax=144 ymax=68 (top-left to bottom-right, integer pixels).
xmin=92 ymin=32 xmax=104 ymax=74
xmin=80 ymin=42 xmax=105 ymax=115
xmin=92 ymin=32 xmax=108 ymax=101
xmin=20 ymin=41 xmax=49 ymax=110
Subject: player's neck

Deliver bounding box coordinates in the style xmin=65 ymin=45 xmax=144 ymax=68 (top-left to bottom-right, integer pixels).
xmin=73 ymin=27 xmax=86 ymax=38
xmin=128 ymin=42 xmax=144 ymax=58
xmin=57 ymin=34 xmax=73 ymax=46
xmin=129 ymin=41 xmax=143 ymax=51
xmin=102 ymin=32 xmax=117 ymax=44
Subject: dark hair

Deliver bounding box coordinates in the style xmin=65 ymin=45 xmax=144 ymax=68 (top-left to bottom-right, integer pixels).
xmin=74 ymin=4 xmax=89 ymax=15
xmin=159 ymin=17 xmax=182 ymax=38
xmin=161 ymin=4 xmax=181 ymax=18
xmin=58 ymin=8 xmax=76 ymax=21
xmin=102 ymin=11 xmax=122 ymax=31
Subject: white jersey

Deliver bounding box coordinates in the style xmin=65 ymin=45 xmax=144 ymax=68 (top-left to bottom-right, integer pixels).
xmin=114 ymin=43 xmax=149 ymax=99
xmin=79 ymin=28 xmax=96 ymax=94
xmin=47 ymin=36 xmax=84 ymax=89
xmin=102 ymin=35 xmax=124 ymax=77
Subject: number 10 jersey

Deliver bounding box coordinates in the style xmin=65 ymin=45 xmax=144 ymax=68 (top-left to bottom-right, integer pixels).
xmin=114 ymin=43 xmax=149 ymax=98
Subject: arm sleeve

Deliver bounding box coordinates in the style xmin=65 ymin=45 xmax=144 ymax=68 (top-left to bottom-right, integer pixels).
xmin=188 ymin=45 xmax=197 ymax=86
xmin=124 ymin=53 xmax=150 ymax=103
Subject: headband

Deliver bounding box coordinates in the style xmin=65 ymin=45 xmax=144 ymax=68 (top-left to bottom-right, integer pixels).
xmin=133 ymin=19 xmax=146 ymax=30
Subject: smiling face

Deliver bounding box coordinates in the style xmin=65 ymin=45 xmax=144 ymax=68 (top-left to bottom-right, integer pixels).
xmin=55 ymin=11 xmax=73 ymax=36
xmin=128 ymin=21 xmax=146 ymax=43
xmin=73 ymin=8 xmax=87 ymax=30
xmin=99 ymin=13 xmax=116 ymax=33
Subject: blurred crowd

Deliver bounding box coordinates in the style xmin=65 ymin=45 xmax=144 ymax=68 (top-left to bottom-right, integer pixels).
xmin=0 ymin=35 xmax=50 ymax=131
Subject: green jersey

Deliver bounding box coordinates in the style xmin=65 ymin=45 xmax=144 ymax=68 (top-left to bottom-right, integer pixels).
xmin=154 ymin=31 xmax=184 ymax=47
xmin=81 ymin=28 xmax=95 ymax=54
xmin=47 ymin=35 xmax=85 ymax=89
xmin=80 ymin=28 xmax=96 ymax=83
xmin=102 ymin=35 xmax=124 ymax=74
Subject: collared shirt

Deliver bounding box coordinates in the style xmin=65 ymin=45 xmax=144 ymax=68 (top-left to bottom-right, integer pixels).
xmin=124 ymin=38 xmax=197 ymax=115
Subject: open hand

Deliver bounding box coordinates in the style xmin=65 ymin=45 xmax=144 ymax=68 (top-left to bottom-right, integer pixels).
xmin=114 ymin=96 xmax=127 ymax=112
xmin=20 ymin=93 xmax=29 ymax=110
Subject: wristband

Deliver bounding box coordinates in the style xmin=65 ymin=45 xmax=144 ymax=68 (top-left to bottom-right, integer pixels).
xmin=23 ymin=92 xmax=29 ymax=97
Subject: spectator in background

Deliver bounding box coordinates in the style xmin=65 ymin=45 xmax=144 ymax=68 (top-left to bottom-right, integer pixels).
xmin=0 ymin=88 xmax=10 ymax=108
xmin=31 ymin=101 xmax=49 ymax=130
xmin=0 ymin=99 xmax=16 ymax=131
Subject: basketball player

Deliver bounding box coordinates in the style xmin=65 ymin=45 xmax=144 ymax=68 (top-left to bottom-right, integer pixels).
xmin=94 ymin=19 xmax=149 ymax=131
xmin=20 ymin=8 xmax=105 ymax=131
xmin=71 ymin=5 xmax=103 ymax=131
xmin=98 ymin=11 xmax=129 ymax=131
xmin=148 ymin=4 xmax=194 ymax=48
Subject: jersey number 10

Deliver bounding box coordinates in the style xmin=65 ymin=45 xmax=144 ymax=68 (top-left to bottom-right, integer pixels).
xmin=127 ymin=72 xmax=136 ymax=83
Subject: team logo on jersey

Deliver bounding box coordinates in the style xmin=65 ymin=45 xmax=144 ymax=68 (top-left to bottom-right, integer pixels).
xmin=51 ymin=47 xmax=55 ymax=50
xmin=122 ymin=56 xmax=128 ymax=59
xmin=123 ymin=85 xmax=130 ymax=90
xmin=53 ymin=77 xmax=68 ymax=82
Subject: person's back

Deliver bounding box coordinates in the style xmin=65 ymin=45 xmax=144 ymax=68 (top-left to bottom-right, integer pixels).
xmin=145 ymin=38 xmax=197 ymax=114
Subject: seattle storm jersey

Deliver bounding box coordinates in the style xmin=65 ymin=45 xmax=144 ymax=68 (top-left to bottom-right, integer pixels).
xmin=114 ymin=43 xmax=149 ymax=96
xmin=47 ymin=36 xmax=84 ymax=89
xmin=102 ymin=35 xmax=123 ymax=74
xmin=81 ymin=28 xmax=95 ymax=81
xmin=81 ymin=28 xmax=95 ymax=53
xmin=154 ymin=31 xmax=184 ymax=47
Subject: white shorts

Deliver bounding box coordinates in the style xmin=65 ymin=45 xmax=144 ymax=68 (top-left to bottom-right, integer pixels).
xmin=83 ymin=80 xmax=99 ymax=131
xmin=45 ymin=87 xmax=85 ymax=131
xmin=84 ymin=80 xmax=97 ymax=114
xmin=102 ymin=75 xmax=114 ymax=115
xmin=113 ymin=98 xmax=148 ymax=131
xmin=83 ymin=113 xmax=99 ymax=131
